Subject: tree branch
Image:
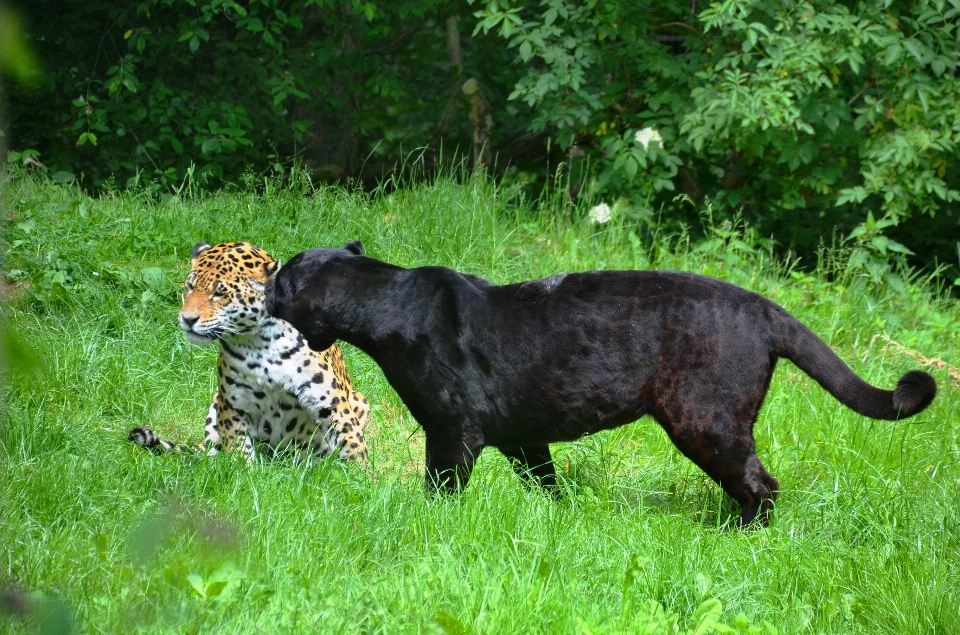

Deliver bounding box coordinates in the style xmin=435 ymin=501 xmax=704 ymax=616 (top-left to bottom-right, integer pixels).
xmin=847 ymin=83 xmax=873 ymax=106
xmin=652 ymin=21 xmax=709 ymax=46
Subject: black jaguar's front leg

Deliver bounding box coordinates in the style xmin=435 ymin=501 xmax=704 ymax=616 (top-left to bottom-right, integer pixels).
xmin=424 ymin=430 xmax=483 ymax=495
xmin=499 ymin=445 xmax=560 ymax=498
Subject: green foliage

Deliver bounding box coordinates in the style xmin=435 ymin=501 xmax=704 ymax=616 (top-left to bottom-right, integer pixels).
xmin=5 ymin=0 xmax=524 ymax=189
xmin=472 ymin=0 xmax=695 ymax=219
xmin=689 ymin=0 xmax=960 ymax=225
xmin=473 ymin=0 xmax=960 ymax=274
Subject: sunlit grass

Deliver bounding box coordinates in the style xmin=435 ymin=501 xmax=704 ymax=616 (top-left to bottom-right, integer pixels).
xmin=1 ymin=171 xmax=958 ymax=634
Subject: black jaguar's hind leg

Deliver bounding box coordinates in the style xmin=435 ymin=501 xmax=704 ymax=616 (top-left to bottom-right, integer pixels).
xmin=668 ymin=423 xmax=779 ymax=528
xmin=499 ymin=445 xmax=560 ymax=498
xmin=424 ymin=431 xmax=483 ymax=495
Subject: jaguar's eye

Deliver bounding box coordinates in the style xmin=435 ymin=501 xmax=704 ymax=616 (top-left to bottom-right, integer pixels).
xmin=211 ymin=282 xmax=227 ymax=299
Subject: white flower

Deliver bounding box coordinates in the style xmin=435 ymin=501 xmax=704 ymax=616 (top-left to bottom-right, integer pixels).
xmin=634 ymin=127 xmax=663 ymax=150
xmin=588 ymin=203 xmax=612 ymax=224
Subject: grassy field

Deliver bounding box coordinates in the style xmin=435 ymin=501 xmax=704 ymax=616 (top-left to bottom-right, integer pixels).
xmin=1 ymin=171 xmax=959 ymax=634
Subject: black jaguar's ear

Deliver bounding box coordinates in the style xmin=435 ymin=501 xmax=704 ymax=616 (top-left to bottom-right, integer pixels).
xmin=191 ymin=242 xmax=211 ymax=262
xmin=344 ymin=240 xmax=364 ymax=256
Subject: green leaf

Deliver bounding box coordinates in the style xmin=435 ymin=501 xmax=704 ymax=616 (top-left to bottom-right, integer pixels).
xmin=140 ymin=267 xmax=166 ymax=288
xmin=902 ymin=38 xmax=929 ymax=63
xmin=187 ymin=573 xmax=206 ymax=599
xmin=519 ymin=39 xmax=533 ymax=62
xmin=882 ymin=43 xmax=902 ymax=65
xmin=170 ymin=138 xmax=183 ymax=154
xmin=205 ymin=580 xmax=229 ymax=600
xmin=885 ymin=238 xmax=914 ymax=255
xmin=884 ymin=272 xmax=906 ymax=293
xmin=690 ymin=598 xmax=725 ymax=635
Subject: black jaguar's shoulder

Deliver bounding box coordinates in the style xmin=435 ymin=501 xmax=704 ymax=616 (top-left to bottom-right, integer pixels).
xmin=514 ymin=273 xmax=567 ymax=300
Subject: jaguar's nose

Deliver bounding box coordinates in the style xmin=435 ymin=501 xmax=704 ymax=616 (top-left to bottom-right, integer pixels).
xmin=180 ymin=314 xmax=199 ymax=328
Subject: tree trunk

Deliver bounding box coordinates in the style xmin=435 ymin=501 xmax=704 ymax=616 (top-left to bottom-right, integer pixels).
xmin=446 ymin=15 xmax=462 ymax=75
xmin=462 ymin=78 xmax=493 ymax=170
xmin=430 ymin=15 xmax=464 ymax=154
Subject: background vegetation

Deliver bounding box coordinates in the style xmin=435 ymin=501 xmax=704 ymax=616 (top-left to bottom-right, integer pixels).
xmin=2 ymin=170 xmax=959 ymax=633
xmin=4 ymin=0 xmax=960 ymax=283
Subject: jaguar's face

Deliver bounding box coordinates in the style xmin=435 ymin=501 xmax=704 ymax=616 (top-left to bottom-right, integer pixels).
xmin=178 ymin=242 xmax=280 ymax=346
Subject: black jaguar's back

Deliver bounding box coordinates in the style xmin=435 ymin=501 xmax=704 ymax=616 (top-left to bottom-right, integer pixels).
xmin=267 ymin=242 xmax=937 ymax=527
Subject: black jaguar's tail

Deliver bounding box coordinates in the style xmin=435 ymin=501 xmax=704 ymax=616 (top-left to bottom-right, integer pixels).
xmin=773 ymin=312 xmax=936 ymax=420
xmin=128 ymin=426 xmax=194 ymax=454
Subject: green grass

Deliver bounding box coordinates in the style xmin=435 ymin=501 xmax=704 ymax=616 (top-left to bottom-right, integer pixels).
xmin=2 ymin=171 xmax=959 ymax=634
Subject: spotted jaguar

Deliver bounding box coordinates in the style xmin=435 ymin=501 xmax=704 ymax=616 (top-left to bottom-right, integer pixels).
xmin=128 ymin=241 xmax=370 ymax=463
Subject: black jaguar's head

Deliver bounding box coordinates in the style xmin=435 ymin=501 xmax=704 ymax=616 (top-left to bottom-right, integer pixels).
xmin=265 ymin=240 xmax=365 ymax=349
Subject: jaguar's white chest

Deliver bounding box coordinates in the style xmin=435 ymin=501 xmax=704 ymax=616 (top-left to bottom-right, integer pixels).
xmin=216 ymin=321 xmax=334 ymax=448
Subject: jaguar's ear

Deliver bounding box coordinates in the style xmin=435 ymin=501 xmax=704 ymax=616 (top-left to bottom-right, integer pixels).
xmin=264 ymin=259 xmax=281 ymax=280
xmin=191 ymin=242 xmax=211 ymax=263
xmin=344 ymin=240 xmax=364 ymax=256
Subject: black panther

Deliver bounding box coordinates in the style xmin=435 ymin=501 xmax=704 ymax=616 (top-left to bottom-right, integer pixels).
xmin=266 ymin=241 xmax=936 ymax=526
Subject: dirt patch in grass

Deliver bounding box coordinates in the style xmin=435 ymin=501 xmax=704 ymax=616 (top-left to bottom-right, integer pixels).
xmin=0 ymin=277 xmax=29 ymax=304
